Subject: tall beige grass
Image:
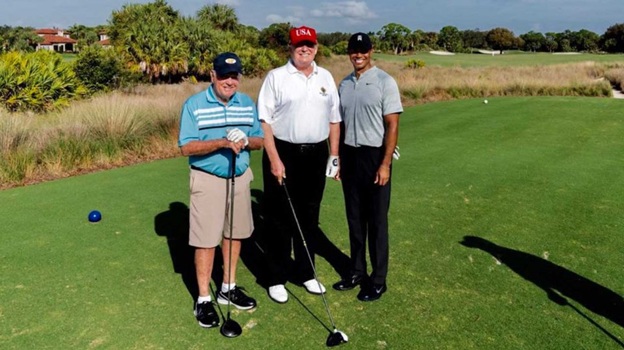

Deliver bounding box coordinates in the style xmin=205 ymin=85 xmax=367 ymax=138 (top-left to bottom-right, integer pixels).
xmin=1 ymin=57 xmax=621 ymax=188
xmin=0 ymin=83 xmax=208 ymax=188
xmin=604 ymin=66 xmax=624 ymax=90
xmin=374 ymin=60 xmax=612 ymax=104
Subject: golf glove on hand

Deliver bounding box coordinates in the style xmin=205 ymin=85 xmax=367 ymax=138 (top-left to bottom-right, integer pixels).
xmin=326 ymin=155 xmax=339 ymax=177
xmin=392 ymin=146 xmax=400 ymax=160
xmin=227 ymin=128 xmax=248 ymax=147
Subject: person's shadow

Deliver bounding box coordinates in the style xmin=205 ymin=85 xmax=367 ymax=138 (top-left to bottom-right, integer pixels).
xmin=460 ymin=235 xmax=624 ymax=345
xmin=154 ymin=191 xmax=350 ymax=301
xmin=240 ymin=189 xmax=351 ymax=289
xmin=238 ymin=189 xmax=274 ymax=288
xmin=154 ymin=202 xmax=225 ymax=302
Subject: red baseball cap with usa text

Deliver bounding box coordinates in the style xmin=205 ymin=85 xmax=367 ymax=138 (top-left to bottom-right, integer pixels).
xmin=290 ymin=26 xmax=317 ymax=45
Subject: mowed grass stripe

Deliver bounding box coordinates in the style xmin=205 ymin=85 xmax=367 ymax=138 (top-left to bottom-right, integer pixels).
xmin=1 ymin=97 xmax=624 ymax=349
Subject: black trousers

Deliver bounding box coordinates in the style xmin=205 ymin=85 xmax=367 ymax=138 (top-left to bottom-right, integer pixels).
xmin=262 ymin=138 xmax=330 ymax=285
xmin=340 ymin=144 xmax=391 ymax=285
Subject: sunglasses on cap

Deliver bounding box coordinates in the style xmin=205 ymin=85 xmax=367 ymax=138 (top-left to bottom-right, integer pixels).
xmin=293 ymin=41 xmax=316 ymax=48
xmin=215 ymin=72 xmax=240 ymax=81
xmin=347 ymin=47 xmax=371 ymax=54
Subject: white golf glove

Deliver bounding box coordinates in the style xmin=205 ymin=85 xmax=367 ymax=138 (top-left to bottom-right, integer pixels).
xmin=325 ymin=155 xmax=339 ymax=177
xmin=392 ymin=146 xmax=400 ymax=160
xmin=226 ymin=128 xmax=248 ymax=147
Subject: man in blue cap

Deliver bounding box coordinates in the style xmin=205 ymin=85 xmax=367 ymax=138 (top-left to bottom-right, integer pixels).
xmin=178 ymin=52 xmax=264 ymax=328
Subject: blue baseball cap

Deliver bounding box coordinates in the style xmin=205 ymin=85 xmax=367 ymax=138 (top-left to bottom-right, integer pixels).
xmin=213 ymin=52 xmax=243 ymax=76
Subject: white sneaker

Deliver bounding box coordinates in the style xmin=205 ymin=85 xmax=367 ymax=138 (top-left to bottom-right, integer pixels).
xmin=268 ymin=284 xmax=288 ymax=303
xmin=303 ymin=279 xmax=326 ymax=294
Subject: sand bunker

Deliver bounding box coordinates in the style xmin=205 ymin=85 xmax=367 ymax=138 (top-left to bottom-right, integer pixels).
xmin=477 ymin=50 xmax=500 ymax=55
xmin=429 ymin=50 xmax=455 ymax=56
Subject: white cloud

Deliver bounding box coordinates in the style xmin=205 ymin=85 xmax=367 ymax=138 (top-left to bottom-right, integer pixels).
xmin=311 ymin=1 xmax=377 ymax=23
xmin=216 ymin=0 xmax=240 ymax=6
xmin=266 ymin=14 xmax=301 ymax=24
xmin=288 ymin=6 xmax=307 ymax=18
xmin=265 ymin=6 xmax=306 ymax=25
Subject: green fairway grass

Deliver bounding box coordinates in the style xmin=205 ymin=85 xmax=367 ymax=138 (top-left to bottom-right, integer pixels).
xmin=376 ymin=51 xmax=624 ymax=67
xmin=1 ymin=97 xmax=624 ymax=349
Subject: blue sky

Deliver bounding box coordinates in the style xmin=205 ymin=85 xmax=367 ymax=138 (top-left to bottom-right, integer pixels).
xmin=1 ymin=0 xmax=622 ymax=35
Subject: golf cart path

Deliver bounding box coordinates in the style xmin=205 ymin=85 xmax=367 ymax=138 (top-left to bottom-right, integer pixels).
xmin=613 ymin=89 xmax=624 ymax=99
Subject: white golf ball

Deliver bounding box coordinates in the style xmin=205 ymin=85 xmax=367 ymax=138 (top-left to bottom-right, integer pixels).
xmin=483 ymin=99 xmax=488 ymax=104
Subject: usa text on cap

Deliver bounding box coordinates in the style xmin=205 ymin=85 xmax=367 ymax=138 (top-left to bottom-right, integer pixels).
xmin=290 ymin=26 xmax=317 ymax=45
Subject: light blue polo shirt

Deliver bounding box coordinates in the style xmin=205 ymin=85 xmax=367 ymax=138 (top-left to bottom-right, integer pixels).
xmin=338 ymin=66 xmax=403 ymax=147
xmin=178 ymin=85 xmax=263 ymax=177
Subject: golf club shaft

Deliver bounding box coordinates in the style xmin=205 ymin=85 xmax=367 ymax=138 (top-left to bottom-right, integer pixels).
xmin=225 ymin=152 xmax=236 ymax=319
xmin=282 ymin=181 xmax=338 ymax=330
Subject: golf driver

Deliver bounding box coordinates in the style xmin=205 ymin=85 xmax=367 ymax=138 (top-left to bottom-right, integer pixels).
xmin=282 ymin=181 xmax=348 ymax=347
xmin=220 ymin=152 xmax=242 ymax=338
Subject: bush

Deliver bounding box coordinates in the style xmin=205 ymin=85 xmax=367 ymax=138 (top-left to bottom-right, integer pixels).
xmin=235 ymin=47 xmax=282 ymax=78
xmin=73 ymin=45 xmax=125 ymax=93
xmin=0 ymin=50 xmax=87 ymax=113
xmin=332 ymin=41 xmax=348 ymax=55
xmin=406 ymin=59 xmax=426 ymax=69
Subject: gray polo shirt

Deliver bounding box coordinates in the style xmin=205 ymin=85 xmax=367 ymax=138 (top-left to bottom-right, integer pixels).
xmin=338 ymin=66 xmax=403 ymax=147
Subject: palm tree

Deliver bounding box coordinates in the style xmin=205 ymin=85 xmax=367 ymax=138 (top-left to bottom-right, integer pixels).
xmin=197 ymin=4 xmax=239 ymax=32
xmin=109 ymin=0 xmax=189 ymax=83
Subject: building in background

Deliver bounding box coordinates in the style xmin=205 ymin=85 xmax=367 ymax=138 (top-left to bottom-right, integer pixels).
xmin=35 ymin=28 xmax=77 ymax=52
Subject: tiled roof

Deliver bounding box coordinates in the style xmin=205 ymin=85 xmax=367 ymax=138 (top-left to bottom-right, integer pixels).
xmin=40 ymin=34 xmax=77 ymax=45
xmin=97 ymin=39 xmax=110 ymax=46
xmin=36 ymin=28 xmax=61 ymax=35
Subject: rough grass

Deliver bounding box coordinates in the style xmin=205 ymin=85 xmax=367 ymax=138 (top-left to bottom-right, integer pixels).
xmin=1 ymin=53 xmax=623 ymax=188
xmin=1 ymin=98 xmax=623 ymax=349
xmin=0 ymin=83 xmax=207 ymax=188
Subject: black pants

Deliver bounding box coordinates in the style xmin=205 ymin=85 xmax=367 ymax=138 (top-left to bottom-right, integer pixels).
xmin=262 ymin=138 xmax=330 ymax=285
xmin=340 ymin=144 xmax=391 ymax=285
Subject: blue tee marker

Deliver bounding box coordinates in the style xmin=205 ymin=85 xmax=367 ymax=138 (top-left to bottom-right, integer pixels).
xmin=88 ymin=210 xmax=102 ymax=223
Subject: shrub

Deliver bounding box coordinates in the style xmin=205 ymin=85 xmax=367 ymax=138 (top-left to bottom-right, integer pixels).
xmin=0 ymin=50 xmax=87 ymax=112
xmin=406 ymin=59 xmax=426 ymax=69
xmin=332 ymin=41 xmax=348 ymax=55
xmin=73 ymin=45 xmax=125 ymax=93
xmin=235 ymin=47 xmax=282 ymax=78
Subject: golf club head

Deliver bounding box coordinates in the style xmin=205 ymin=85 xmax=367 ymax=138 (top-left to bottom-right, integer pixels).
xmin=326 ymin=329 xmax=348 ymax=347
xmin=220 ymin=318 xmax=242 ymax=338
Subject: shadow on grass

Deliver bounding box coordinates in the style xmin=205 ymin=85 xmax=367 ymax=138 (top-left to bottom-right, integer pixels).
xmin=461 ymin=235 xmax=624 ymax=347
xmin=240 ymin=189 xmax=351 ymax=290
xmin=286 ymin=286 xmax=333 ymax=333
xmin=238 ymin=189 xmax=277 ymax=289
xmin=153 ymin=202 xmax=226 ymax=302
xmin=153 ymin=189 xmax=351 ymax=306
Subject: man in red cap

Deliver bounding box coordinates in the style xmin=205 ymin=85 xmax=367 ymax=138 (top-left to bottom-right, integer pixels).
xmin=257 ymin=26 xmax=349 ymax=304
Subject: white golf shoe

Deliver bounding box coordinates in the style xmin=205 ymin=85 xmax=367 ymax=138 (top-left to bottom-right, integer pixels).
xmin=268 ymin=284 xmax=288 ymax=303
xmin=303 ymin=279 xmax=326 ymax=294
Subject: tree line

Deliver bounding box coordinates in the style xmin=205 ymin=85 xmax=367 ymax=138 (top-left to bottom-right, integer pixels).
xmin=4 ymin=1 xmax=624 ymax=60
xmin=2 ymin=0 xmax=624 ymax=112
xmin=370 ymin=23 xmax=624 ymax=54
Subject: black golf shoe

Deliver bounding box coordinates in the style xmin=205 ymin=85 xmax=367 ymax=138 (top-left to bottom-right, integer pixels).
xmin=217 ymin=286 xmax=257 ymax=310
xmin=357 ymin=283 xmax=387 ymax=302
xmin=332 ymin=275 xmax=364 ymax=291
xmin=194 ymin=301 xmax=219 ymax=328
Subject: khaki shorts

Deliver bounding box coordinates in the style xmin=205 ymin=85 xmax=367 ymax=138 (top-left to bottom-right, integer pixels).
xmin=189 ymin=167 xmax=254 ymax=248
